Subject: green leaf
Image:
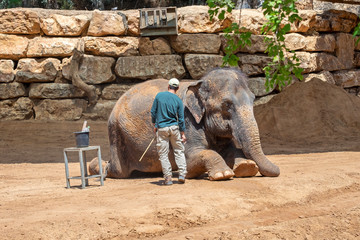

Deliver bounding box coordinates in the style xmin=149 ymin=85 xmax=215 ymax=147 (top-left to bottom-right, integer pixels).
xmin=356 ymin=37 xmax=360 ymax=46
xmin=229 ymin=55 xmax=239 ymax=66
xmin=207 ymin=0 xmax=216 ymax=8
xmin=218 ymin=10 xmax=225 ymax=20
xmin=293 ymin=67 xmax=304 ymax=80
xmin=284 ymin=24 xmax=291 ymax=33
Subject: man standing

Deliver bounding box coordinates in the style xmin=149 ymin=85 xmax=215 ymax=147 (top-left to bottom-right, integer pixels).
xmin=151 ymin=78 xmax=187 ymax=185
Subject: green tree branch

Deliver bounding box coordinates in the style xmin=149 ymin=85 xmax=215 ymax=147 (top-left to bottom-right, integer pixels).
xmin=207 ymin=0 xmax=252 ymax=67
xmin=207 ymin=0 xmax=304 ymax=90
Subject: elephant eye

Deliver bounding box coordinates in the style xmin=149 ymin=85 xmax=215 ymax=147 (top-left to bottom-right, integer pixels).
xmin=222 ymin=99 xmax=232 ymax=109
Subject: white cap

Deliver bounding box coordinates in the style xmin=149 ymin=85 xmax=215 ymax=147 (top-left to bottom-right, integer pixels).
xmin=169 ymin=78 xmax=180 ymax=88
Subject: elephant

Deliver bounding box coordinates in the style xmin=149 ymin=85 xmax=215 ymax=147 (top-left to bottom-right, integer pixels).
xmin=99 ymin=68 xmax=280 ymax=180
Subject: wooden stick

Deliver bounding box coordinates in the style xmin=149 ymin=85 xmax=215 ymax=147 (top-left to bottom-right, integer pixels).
xmin=139 ymin=137 xmax=155 ymax=162
xmin=81 ymin=121 xmax=87 ymax=131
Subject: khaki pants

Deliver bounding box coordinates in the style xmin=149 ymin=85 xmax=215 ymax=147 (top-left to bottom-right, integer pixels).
xmin=156 ymin=125 xmax=187 ymax=178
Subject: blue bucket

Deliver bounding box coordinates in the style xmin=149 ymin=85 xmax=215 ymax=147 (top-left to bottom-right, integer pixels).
xmin=74 ymin=131 xmax=89 ymax=148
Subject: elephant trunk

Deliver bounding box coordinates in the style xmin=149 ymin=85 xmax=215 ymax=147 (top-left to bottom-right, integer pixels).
xmin=233 ymin=106 xmax=280 ymax=177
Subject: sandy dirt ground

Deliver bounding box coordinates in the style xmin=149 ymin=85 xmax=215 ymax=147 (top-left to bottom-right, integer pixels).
xmin=0 ymin=120 xmax=359 ymax=240
xmin=1 ymin=80 xmax=360 ymax=239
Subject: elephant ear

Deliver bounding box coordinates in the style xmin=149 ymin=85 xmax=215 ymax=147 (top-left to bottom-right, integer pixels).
xmin=184 ymin=81 xmax=204 ymax=124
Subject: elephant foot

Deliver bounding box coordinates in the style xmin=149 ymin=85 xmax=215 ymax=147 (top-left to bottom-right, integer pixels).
xmin=89 ymin=157 xmax=108 ymax=177
xmin=233 ymin=160 xmax=259 ymax=177
xmin=208 ymin=169 xmax=234 ymax=181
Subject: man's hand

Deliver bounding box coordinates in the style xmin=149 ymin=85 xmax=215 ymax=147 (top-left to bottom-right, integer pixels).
xmin=181 ymin=132 xmax=187 ymax=143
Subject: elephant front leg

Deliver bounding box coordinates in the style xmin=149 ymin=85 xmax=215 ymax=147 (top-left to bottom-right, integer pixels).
xmin=186 ymin=149 xmax=234 ymax=180
xmin=222 ymin=147 xmax=259 ymax=177
xmin=233 ymin=159 xmax=258 ymax=177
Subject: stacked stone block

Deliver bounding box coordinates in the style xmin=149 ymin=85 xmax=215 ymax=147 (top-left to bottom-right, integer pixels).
xmin=0 ymin=6 xmax=359 ymax=121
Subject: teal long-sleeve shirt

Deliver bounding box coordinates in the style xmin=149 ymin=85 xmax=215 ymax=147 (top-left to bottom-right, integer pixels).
xmin=151 ymin=91 xmax=185 ymax=132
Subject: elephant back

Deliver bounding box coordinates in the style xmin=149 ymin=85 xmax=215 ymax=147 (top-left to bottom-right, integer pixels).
xmin=109 ymin=79 xmax=168 ymax=143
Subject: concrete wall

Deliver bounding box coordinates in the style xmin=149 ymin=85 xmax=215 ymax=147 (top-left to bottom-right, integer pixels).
xmin=0 ymin=6 xmax=359 ymax=120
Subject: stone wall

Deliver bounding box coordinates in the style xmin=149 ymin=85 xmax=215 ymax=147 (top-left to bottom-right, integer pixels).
xmin=0 ymin=6 xmax=359 ymax=121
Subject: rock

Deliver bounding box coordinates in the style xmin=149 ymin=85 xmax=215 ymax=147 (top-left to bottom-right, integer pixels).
xmin=15 ymin=58 xmax=61 ymax=83
xmin=0 ymin=34 xmax=29 ymax=60
xmin=0 ymin=82 xmax=26 ymax=99
xmin=82 ymin=100 xmax=117 ymax=120
xmin=34 ymin=99 xmax=87 ymax=120
xmin=285 ymin=33 xmax=335 ymax=52
xmin=304 ymin=34 xmax=336 ymax=52
xmin=139 ymin=37 xmax=171 ymax=55
xmin=101 ymin=84 xmax=136 ymax=100
xmin=84 ymin=36 xmax=139 ymax=57
xmin=40 ymin=14 xmax=90 ymax=36
xmin=354 ymin=52 xmax=360 ymax=67
xmin=237 ymin=54 xmax=271 ymax=76
xmin=288 ymin=10 xmax=317 ymax=33
xmin=115 ymin=55 xmax=185 ymax=80
xmin=333 ymin=70 xmax=360 ymax=88
xmin=232 ymin=9 xmax=266 ymax=35
xmin=314 ymin=10 xmax=358 ymax=33
xmin=296 ymin=0 xmax=314 ymax=10
xmin=60 ymin=57 xmax=71 ymax=71
xmin=62 ymin=55 xmax=116 ymax=85
xmin=294 ymin=52 xmax=343 ymax=73
xmin=254 ymin=94 xmax=276 ymax=106
xmin=29 ymin=83 xmax=85 ymax=99
xmin=316 ymin=52 xmax=344 ymax=72
xmin=292 ymin=52 xmax=318 ymax=73
xmin=0 ymin=97 xmax=34 ymax=120
xmin=235 ymin=9 xmax=315 ymax=34
xmin=0 ymin=60 xmax=15 ymax=83
xmin=63 ymin=54 xmax=116 ymax=85
xmin=0 ymin=9 xmax=40 ymax=34
xmin=247 ymin=77 xmax=275 ymax=97
xmin=313 ymin=14 xmax=331 ymax=32
xmin=122 ymin=10 xmax=140 ymax=36
xmin=313 ymin=0 xmax=360 ymax=15
xmin=170 ymin=34 xmax=221 ymax=54
xmin=287 ymin=39 xmax=348 ymax=75
xmin=27 ymin=37 xmax=79 ymax=57
xmin=221 ymin=34 xmax=270 ymax=54
xmin=88 ymin=10 xmax=126 ymax=37
xmin=335 ymin=33 xmax=354 ymax=70
xmin=178 ymin=6 xmax=231 ymax=33
xmin=355 ymin=37 xmax=360 ymax=51
xmin=303 ymin=71 xmax=336 ymax=85
xmin=331 ymin=10 xmax=358 ymax=32
xmin=184 ymin=54 xmax=223 ymax=80
xmin=285 ymin=33 xmax=306 ymax=51
xmin=344 ymin=87 xmax=359 ymax=96
xmin=54 ymin=76 xmax=70 ymax=84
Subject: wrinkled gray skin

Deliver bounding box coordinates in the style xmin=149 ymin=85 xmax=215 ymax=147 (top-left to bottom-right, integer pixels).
xmin=103 ymin=68 xmax=280 ymax=180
